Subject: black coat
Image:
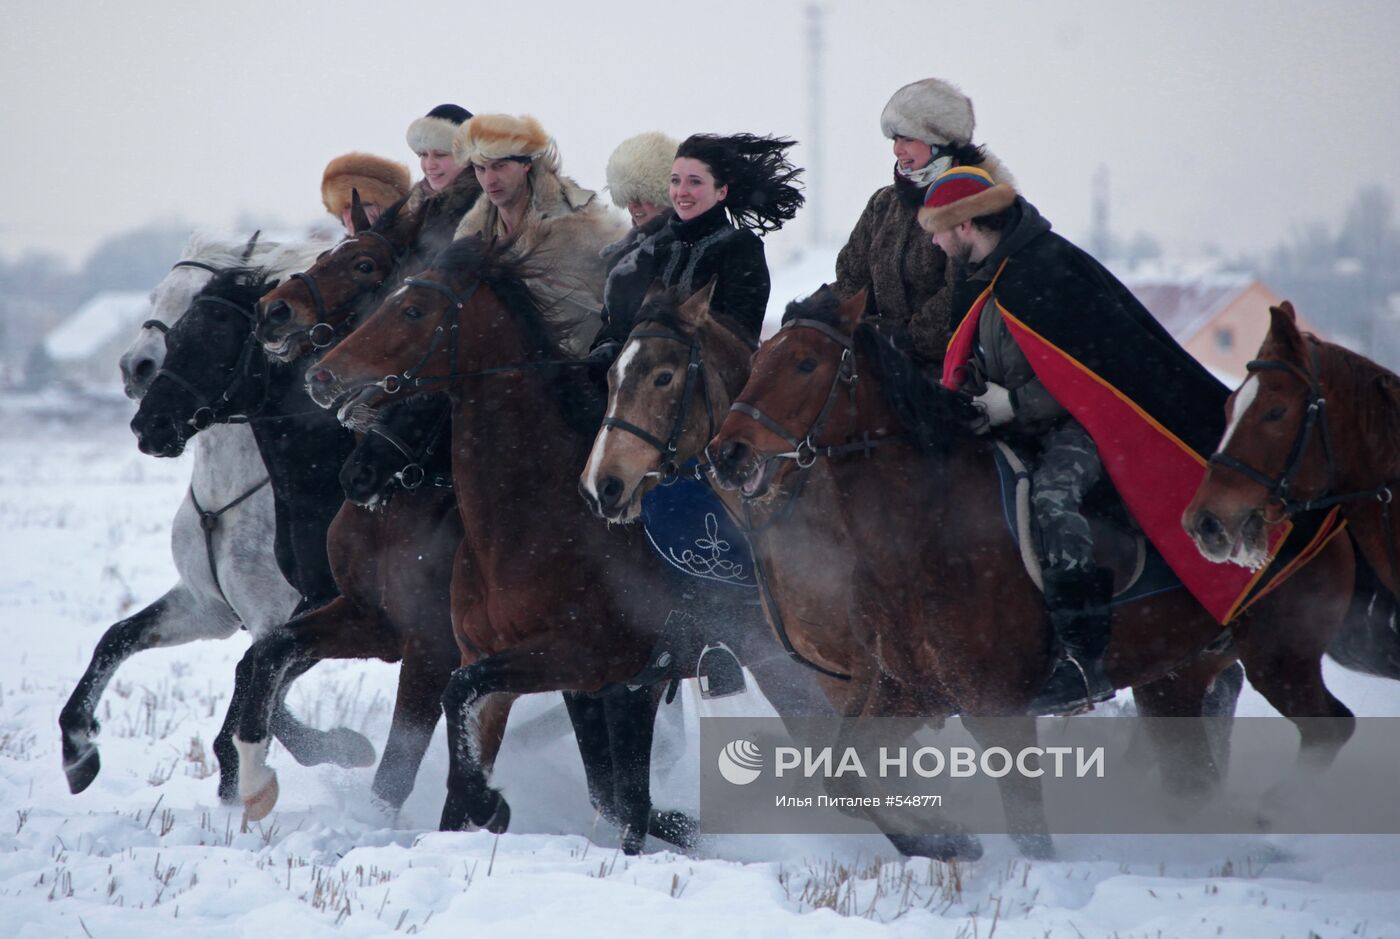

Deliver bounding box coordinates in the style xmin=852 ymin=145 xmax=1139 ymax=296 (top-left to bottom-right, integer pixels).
xmin=598 ymin=204 xmax=770 ymax=344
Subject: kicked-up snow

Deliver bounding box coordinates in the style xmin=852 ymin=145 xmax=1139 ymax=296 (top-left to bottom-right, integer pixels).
xmin=1 ymin=394 xmax=1398 ymax=938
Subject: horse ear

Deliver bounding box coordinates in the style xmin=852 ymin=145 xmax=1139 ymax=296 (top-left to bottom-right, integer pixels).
xmin=240 ymin=229 xmax=262 ymax=261
xmin=837 ymin=286 xmax=868 ymax=332
xmin=349 ymin=189 xmax=372 ymax=235
xmin=677 ymin=277 xmax=717 ymax=329
xmin=1266 ymin=301 xmax=1307 ymax=364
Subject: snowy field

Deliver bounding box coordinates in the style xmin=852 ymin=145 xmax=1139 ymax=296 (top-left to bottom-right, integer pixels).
xmin=2 ymin=392 xmax=1399 ymax=938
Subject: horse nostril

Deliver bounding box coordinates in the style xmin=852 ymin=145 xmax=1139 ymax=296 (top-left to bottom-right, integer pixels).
xmin=718 ymin=440 xmax=745 ymax=467
xmin=311 ymin=369 xmax=334 ymax=385
xmin=265 ymin=300 xmax=292 ymax=325
xmin=599 ymin=476 xmax=624 ymax=509
xmin=134 ymin=359 xmax=155 ymax=382
xmin=1196 ymin=512 xmax=1224 ymax=539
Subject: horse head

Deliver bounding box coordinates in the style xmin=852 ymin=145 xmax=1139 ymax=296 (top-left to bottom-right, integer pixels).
xmin=1183 ymin=301 xmax=1330 ymax=568
xmin=339 ymin=393 xmax=453 ymax=508
xmin=130 ymin=270 xmax=273 ymax=457
xmin=580 ymin=279 xmax=753 ymax=522
xmin=708 ymin=286 xmax=869 ymax=500
xmin=255 ymin=200 xmax=423 ymax=361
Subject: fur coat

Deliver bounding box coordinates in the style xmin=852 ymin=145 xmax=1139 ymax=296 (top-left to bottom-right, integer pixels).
xmin=403 ymin=171 xmax=483 ymax=258
xmin=454 ymin=166 xmax=627 ymax=355
xmin=835 ymin=152 xmax=1013 ymax=365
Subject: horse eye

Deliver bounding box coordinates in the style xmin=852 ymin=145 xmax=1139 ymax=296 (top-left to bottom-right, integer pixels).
xmin=655 ymin=372 xmax=673 ymax=387
xmin=403 ymin=306 xmax=423 ymax=320
xmin=797 ymin=358 xmax=818 ymax=374
xmin=354 ymin=260 xmax=375 ymax=274
xmin=1262 ymin=406 xmax=1287 ymax=422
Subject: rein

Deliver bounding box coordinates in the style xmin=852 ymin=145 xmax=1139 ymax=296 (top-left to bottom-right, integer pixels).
xmin=365 ymin=404 xmax=455 ymax=495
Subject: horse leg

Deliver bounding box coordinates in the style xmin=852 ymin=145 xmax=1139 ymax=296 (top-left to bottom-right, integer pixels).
xmin=60 ymin=585 xmax=238 ymax=794
xmin=233 ymin=598 xmax=388 ymax=821
xmin=439 ymin=637 xmax=647 ymax=839
xmin=368 ymin=639 xmax=457 ymax=818
xmin=1130 ymin=656 xmax=1240 ymax=805
xmin=562 ymin=692 xmax=621 ymax=822
xmin=962 ymin=715 xmax=1054 ymax=860
xmin=440 ymin=676 xmax=518 ymax=833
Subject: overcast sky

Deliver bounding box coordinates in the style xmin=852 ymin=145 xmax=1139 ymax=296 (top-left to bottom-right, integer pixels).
xmin=3 ymin=0 xmax=1398 ymax=269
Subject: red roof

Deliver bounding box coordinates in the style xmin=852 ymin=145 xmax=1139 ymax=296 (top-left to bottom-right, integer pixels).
xmin=1122 ymin=273 xmax=1254 ymax=343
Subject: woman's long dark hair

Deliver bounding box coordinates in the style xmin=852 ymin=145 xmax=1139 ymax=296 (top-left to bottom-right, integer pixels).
xmin=675 ymin=133 xmax=804 ymax=234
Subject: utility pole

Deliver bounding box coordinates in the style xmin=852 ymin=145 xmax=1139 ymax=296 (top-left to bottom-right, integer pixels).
xmin=806 ymin=2 xmax=825 ymax=247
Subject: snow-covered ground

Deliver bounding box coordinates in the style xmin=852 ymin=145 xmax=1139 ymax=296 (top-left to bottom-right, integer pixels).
xmin=2 ymin=394 xmax=1399 ymax=938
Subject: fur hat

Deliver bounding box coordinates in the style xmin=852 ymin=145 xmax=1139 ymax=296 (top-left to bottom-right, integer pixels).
xmin=452 ymin=113 xmax=558 ymax=171
xmin=320 ymin=152 xmax=412 ymax=218
xmin=406 ymin=104 xmax=473 ymax=155
xmin=918 ymin=165 xmax=1016 ymax=234
xmin=880 ymin=78 xmax=975 ymax=147
xmin=604 ymin=132 xmax=678 ymax=209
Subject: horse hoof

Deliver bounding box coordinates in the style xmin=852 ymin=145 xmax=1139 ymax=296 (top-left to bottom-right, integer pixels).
xmin=326 ymin=727 xmax=377 ymax=768
xmin=62 ymin=745 xmax=101 ymax=795
xmin=1012 ymin=831 xmax=1055 ymax=860
xmin=621 ymin=823 xmax=647 ymax=856
xmin=242 ymin=773 xmax=280 ymax=823
xmin=482 ymin=793 xmax=511 ymax=835
xmin=886 ymin=831 xmax=984 ymax=862
xmin=648 ymin=809 xmax=698 ymax=850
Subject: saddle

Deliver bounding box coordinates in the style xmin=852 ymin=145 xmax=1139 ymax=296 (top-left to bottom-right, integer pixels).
xmin=991 ymin=442 xmax=1182 ymax=606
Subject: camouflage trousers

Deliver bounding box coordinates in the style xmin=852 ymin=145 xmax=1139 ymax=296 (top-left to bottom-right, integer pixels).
xmin=1018 ymin=420 xmax=1102 ymax=578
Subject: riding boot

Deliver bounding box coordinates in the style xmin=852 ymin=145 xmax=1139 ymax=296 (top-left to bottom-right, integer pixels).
xmin=1027 ymin=567 xmax=1116 ymax=716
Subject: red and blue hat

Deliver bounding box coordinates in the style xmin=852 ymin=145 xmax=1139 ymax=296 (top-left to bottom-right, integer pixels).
xmin=918 ymin=165 xmax=1016 ymax=234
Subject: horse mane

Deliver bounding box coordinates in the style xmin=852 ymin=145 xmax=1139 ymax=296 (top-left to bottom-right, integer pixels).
xmin=1315 ymin=338 xmax=1400 ymax=472
xmin=781 ymin=289 xmax=979 ymax=455
xmin=432 ymin=236 xmax=604 ymax=432
xmin=177 ymin=231 xmax=329 ymax=282
xmin=632 ymin=289 xmax=758 ymax=350
xmin=196 ymin=265 xmax=276 ymax=308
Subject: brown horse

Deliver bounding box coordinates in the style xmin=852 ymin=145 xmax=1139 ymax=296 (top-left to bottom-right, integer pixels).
xmin=301 ymin=237 xmax=737 ymax=853
xmin=254 ymin=195 xmax=427 ymax=361
xmin=1184 ymin=301 xmax=1400 ymax=678
xmin=707 ymin=288 xmax=1356 ymax=849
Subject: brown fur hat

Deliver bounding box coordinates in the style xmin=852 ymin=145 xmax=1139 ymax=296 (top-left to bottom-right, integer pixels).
xmin=320 ymin=152 xmax=413 ymax=217
xmin=880 ymin=78 xmax=975 ymax=147
xmin=452 ymin=114 xmax=558 ymax=171
xmin=605 ymin=132 xmax=678 ymax=209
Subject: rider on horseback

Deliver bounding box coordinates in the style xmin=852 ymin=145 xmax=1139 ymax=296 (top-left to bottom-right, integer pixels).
xmin=922 ymin=166 xmax=1114 ymax=714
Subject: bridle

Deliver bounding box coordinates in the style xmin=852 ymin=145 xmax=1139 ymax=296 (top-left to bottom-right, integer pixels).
xmin=140 ymin=258 xmax=223 ymax=335
xmin=599 ymin=324 xmax=717 ymax=485
xmin=282 ymin=230 xmax=400 ymax=350
xmin=1207 ymin=340 xmax=1390 ymax=518
xmin=151 ymin=294 xmax=271 ymax=430
xmin=365 ymin=404 xmax=454 ymax=494
xmin=728 ymin=318 xmax=901 ymax=473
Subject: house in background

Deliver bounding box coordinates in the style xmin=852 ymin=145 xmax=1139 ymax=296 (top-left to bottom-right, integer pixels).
xmin=1121 ymin=268 xmax=1319 ymax=386
xmin=32 ymin=291 xmax=151 ymax=393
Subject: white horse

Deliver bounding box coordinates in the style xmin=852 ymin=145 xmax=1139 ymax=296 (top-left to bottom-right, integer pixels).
xmin=60 ymin=232 xmax=374 ymax=802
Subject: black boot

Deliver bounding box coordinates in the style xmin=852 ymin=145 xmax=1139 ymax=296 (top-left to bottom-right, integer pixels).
xmin=1027 ymin=568 xmax=1115 ymax=716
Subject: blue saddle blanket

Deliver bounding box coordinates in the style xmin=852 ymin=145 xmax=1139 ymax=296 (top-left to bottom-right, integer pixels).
xmin=641 ymin=460 xmax=758 ymax=589
xmin=991 ymin=445 xmax=1182 ymax=606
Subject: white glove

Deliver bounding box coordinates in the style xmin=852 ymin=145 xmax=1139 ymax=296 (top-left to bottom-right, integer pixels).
xmin=974 ymin=382 xmax=1014 ymax=427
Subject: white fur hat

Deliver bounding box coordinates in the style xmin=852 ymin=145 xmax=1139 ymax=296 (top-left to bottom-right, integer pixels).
xmin=879 ymin=78 xmax=975 ymax=147
xmin=406 ymin=104 xmax=472 ymax=155
xmin=605 ymin=132 xmax=678 ymax=209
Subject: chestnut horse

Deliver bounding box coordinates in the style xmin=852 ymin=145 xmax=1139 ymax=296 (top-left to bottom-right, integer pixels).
xmin=255 ymin=196 xmax=427 ymax=361
xmin=304 ymin=237 xmax=733 ymax=852
xmin=709 ymin=288 xmax=1357 ymax=848
xmin=1184 ymin=302 xmax=1400 ymax=680
xmin=233 ymin=393 xmax=697 ymax=846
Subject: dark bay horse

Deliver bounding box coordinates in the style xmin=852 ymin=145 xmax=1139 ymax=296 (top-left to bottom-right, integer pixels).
xmin=708 ymin=288 xmax=1356 ymax=851
xmin=1184 ymin=302 xmax=1400 ymax=679
xmin=233 ymin=393 xmax=698 ymax=847
xmin=305 ymin=237 xmax=721 ymax=852
xmin=255 ymin=195 xmax=428 ymax=361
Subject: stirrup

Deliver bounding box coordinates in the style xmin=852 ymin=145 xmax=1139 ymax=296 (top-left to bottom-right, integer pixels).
xmin=1027 ymin=654 xmax=1114 ymax=716
xmin=696 ymin=642 xmax=746 ymax=699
